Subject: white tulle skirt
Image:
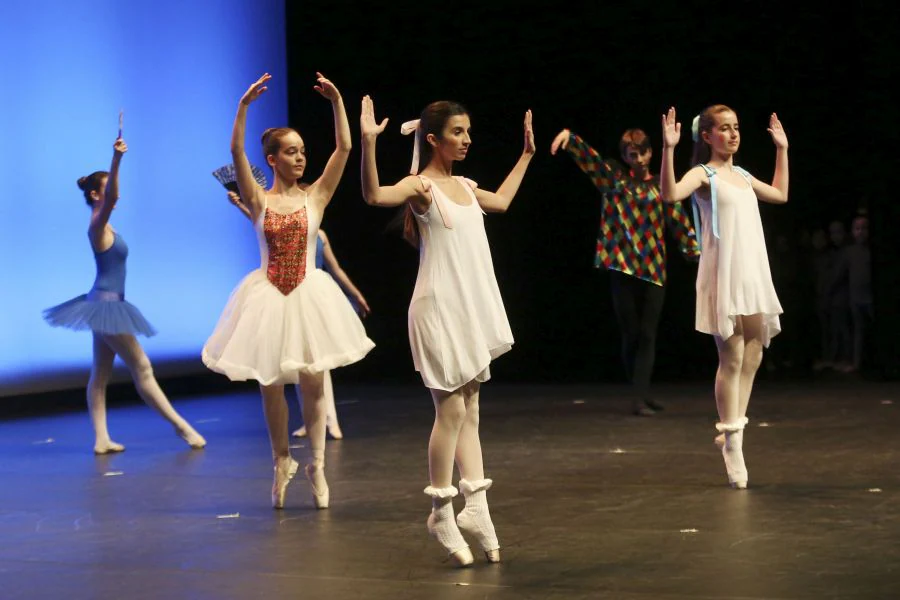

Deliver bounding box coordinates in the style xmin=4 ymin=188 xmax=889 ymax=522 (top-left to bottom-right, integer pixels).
xmin=202 ymin=269 xmax=374 ymax=385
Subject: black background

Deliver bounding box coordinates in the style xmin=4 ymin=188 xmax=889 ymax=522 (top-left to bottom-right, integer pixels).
xmin=283 ymin=0 xmax=898 ymax=386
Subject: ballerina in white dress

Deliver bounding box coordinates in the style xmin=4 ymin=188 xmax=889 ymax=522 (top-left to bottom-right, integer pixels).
xmin=360 ymin=95 xmax=534 ymax=566
xmin=659 ymin=105 xmax=789 ymax=490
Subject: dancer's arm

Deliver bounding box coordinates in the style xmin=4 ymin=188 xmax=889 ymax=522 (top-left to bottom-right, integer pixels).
xmin=659 ymin=107 xmax=705 ymax=203
xmin=751 ymin=113 xmax=789 ymax=204
xmin=359 ymin=95 xmax=428 ymax=210
xmin=307 ymin=73 xmax=351 ymax=211
xmin=227 ymin=191 xmax=253 ymax=220
xmin=320 ymin=230 xmax=371 ymax=317
xmin=665 ymin=200 xmax=701 ymax=259
xmin=231 ymin=74 xmax=270 ymax=219
xmin=89 ymin=138 xmax=127 ymax=249
xmin=474 ymin=110 xmax=535 ymax=213
xmin=551 ymin=128 xmax=619 ymax=193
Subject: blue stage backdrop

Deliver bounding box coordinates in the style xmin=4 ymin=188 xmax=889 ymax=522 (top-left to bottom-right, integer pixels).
xmin=0 ymin=0 xmax=286 ymax=395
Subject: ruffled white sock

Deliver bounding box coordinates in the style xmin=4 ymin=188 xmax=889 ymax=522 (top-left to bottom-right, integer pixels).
xmin=424 ymin=486 xmax=470 ymax=556
xmin=456 ymin=478 xmax=500 ymax=553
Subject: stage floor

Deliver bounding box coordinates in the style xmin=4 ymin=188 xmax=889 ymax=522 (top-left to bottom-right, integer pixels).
xmin=1 ymin=380 xmax=898 ymax=599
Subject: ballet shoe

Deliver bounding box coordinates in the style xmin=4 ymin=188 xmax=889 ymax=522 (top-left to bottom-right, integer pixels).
xmin=715 ymin=419 xmax=748 ymax=490
xmin=424 ymin=485 xmax=473 ymax=567
xmin=644 ymin=398 xmax=666 ymax=412
xmin=272 ymin=457 xmax=299 ymax=509
xmin=94 ymin=440 xmax=125 ymax=455
xmin=176 ymin=427 xmax=206 ymax=449
xmin=633 ymin=405 xmax=656 ymax=417
xmin=305 ymin=463 xmax=330 ymax=509
xmin=292 ymin=426 xmax=307 ymax=438
xmin=327 ymin=422 xmax=344 ymax=440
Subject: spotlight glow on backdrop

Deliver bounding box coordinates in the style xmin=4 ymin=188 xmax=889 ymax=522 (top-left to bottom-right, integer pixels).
xmin=0 ymin=0 xmax=286 ymax=395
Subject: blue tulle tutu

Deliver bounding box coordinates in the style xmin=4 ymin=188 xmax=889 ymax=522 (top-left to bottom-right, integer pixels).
xmin=43 ymin=293 xmax=157 ymax=337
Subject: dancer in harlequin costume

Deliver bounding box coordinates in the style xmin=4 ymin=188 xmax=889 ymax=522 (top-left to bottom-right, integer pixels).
xmin=44 ymin=137 xmax=206 ymax=455
xmin=203 ymin=73 xmax=374 ymax=509
xmin=225 ymin=189 xmax=370 ymax=440
xmin=551 ymin=126 xmax=700 ymax=416
xmin=659 ymin=105 xmax=789 ymax=489
xmin=360 ymin=95 xmax=534 ymax=567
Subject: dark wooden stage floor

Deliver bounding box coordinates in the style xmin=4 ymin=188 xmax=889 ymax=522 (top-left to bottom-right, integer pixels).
xmin=1 ymin=380 xmax=898 ymax=599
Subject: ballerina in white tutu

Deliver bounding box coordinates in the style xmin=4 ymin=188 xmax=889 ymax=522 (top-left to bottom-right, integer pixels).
xmin=225 ymin=189 xmax=371 ymax=440
xmin=203 ymin=73 xmax=374 ymax=509
xmin=360 ymin=95 xmax=534 ymax=566
xmin=659 ymin=105 xmax=789 ymax=490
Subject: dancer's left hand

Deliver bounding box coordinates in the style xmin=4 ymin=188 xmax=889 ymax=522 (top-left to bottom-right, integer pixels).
xmin=314 ymin=72 xmax=341 ymax=102
xmin=523 ymin=110 xmax=535 ymax=155
xmin=767 ymin=113 xmax=788 ymax=150
xmin=355 ymin=294 xmax=371 ymax=318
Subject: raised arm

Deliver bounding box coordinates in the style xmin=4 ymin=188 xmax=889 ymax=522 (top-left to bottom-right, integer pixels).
xmin=550 ymin=128 xmax=618 ymax=193
xmin=751 ymin=113 xmax=789 ymax=204
xmin=307 ymin=73 xmax=351 ymax=210
xmin=319 ymin=230 xmax=371 ymax=317
xmin=659 ymin=107 xmax=705 ymax=202
xmin=359 ymin=95 xmax=427 ymax=208
xmin=232 ymin=74 xmax=270 ymax=219
xmin=89 ymin=138 xmax=127 ymax=242
xmin=474 ymin=110 xmax=535 ymax=213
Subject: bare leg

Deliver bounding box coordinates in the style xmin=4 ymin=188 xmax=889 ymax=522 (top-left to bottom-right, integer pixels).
xmin=425 ymin=386 xmax=472 ymax=566
xmin=323 ymin=371 xmax=343 ymax=439
xmin=299 ymin=372 xmax=329 ymax=508
xmin=454 ymin=381 xmax=500 ymax=562
xmin=261 ymin=383 xmax=298 ymax=509
xmin=89 ymin=333 xmax=123 ymax=454
xmin=102 ymin=334 xmax=205 ymax=449
xmin=714 ymin=317 xmax=745 ymax=425
xmin=738 ymin=314 xmax=766 ymax=420
xmin=429 ymin=388 xmax=467 ymax=488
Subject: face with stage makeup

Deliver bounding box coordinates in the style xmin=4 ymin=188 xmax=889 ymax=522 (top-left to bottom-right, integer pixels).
xmin=701 ymin=110 xmax=741 ymax=157
xmin=263 ymin=128 xmax=307 ymax=183
xmin=425 ymin=114 xmax=472 ymax=165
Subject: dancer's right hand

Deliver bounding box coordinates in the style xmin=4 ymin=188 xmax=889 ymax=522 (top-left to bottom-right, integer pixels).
xmin=226 ymin=191 xmax=242 ymax=206
xmin=661 ymin=107 xmax=681 ymax=148
xmin=113 ymin=138 xmax=128 ymax=155
xmin=240 ymin=73 xmax=271 ymax=106
xmin=360 ymin=95 xmax=389 ymax=138
xmin=550 ymin=129 xmax=570 ymax=155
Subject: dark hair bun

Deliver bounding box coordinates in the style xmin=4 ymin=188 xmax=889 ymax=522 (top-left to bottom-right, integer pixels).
xmin=77 ymin=176 xmax=89 ymax=191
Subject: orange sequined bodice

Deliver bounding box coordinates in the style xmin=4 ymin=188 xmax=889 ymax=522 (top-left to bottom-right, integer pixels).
xmin=264 ymin=207 xmax=309 ymax=295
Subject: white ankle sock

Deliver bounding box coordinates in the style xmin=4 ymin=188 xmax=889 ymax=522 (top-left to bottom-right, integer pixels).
xmin=424 ymin=486 xmax=468 ymax=555
xmin=456 ymin=478 xmax=499 ymax=552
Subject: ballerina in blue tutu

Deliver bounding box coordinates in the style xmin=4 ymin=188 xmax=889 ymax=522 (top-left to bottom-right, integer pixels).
xmin=44 ymin=136 xmax=206 ymax=454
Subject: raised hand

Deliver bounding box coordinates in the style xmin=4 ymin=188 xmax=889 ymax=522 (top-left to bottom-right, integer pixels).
xmin=360 ymin=95 xmax=389 ymax=138
xmin=226 ymin=191 xmax=242 ymax=206
xmin=661 ymin=106 xmax=681 ymax=148
xmin=523 ymin=110 xmax=535 ymax=155
xmin=313 ymin=72 xmax=341 ymax=102
xmin=767 ymin=112 xmax=788 ymax=150
xmin=113 ymin=138 xmax=128 ymax=155
xmin=240 ymin=73 xmax=271 ymax=106
xmin=550 ymin=128 xmax=571 ymax=155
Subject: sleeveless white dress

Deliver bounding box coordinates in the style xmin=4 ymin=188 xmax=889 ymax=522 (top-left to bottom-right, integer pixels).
xmin=408 ymin=176 xmax=513 ymax=391
xmin=694 ymin=170 xmax=783 ymax=346
xmin=203 ymin=193 xmax=374 ymax=385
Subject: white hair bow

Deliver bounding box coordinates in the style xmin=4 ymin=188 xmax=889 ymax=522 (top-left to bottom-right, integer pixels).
xmin=400 ymin=119 xmax=421 ymax=174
